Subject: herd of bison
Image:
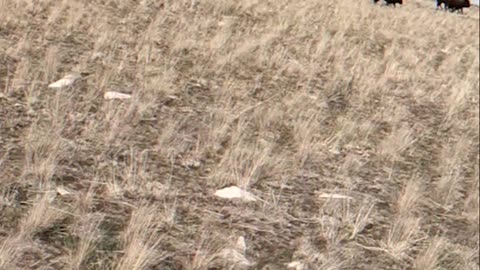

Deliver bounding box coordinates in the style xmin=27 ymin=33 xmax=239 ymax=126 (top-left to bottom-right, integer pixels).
xmin=374 ymin=0 xmax=472 ymax=13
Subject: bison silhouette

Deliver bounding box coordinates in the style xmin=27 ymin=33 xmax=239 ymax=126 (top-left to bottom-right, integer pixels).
xmin=446 ymin=0 xmax=470 ymax=13
xmin=437 ymin=0 xmax=470 ymax=12
xmin=373 ymin=0 xmax=403 ymax=7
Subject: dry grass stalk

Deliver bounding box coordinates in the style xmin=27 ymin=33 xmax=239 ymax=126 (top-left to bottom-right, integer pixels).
xmin=381 ymin=217 xmax=422 ymax=261
xmin=115 ymin=203 xmax=167 ymax=270
xmin=68 ymin=214 xmax=104 ymax=270
xmin=413 ymin=237 xmax=446 ymax=270
xmin=18 ymin=194 xmax=65 ymax=239
xmin=396 ymin=179 xmax=421 ymax=218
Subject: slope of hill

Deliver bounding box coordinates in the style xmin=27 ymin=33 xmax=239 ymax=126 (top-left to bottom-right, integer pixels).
xmin=0 ymin=0 xmax=478 ymax=269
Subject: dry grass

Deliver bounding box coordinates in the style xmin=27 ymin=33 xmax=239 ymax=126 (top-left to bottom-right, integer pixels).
xmin=0 ymin=0 xmax=478 ymax=269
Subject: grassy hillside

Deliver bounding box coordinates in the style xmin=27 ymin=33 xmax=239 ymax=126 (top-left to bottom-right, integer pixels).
xmin=0 ymin=0 xmax=478 ymax=269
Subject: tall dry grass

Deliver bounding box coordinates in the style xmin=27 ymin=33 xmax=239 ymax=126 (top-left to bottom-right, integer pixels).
xmin=0 ymin=0 xmax=478 ymax=269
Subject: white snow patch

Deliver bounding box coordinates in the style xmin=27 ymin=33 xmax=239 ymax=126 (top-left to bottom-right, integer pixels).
xmin=104 ymin=91 xmax=132 ymax=100
xmin=287 ymin=261 xmax=306 ymax=270
xmin=214 ymin=186 xmax=257 ymax=202
xmin=48 ymin=74 xmax=80 ymax=89
xmin=56 ymin=186 xmax=71 ymax=196
xmin=236 ymin=236 xmax=247 ymax=253
xmin=318 ymin=193 xmax=353 ymax=200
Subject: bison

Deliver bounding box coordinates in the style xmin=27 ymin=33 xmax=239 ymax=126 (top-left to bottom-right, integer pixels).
xmin=373 ymin=0 xmax=403 ymax=7
xmin=445 ymin=0 xmax=470 ymax=13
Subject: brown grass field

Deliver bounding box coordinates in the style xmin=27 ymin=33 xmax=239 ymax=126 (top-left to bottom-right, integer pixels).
xmin=0 ymin=0 xmax=479 ymax=269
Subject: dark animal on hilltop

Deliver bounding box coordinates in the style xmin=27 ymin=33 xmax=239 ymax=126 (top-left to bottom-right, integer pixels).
xmin=444 ymin=0 xmax=470 ymax=13
xmin=373 ymin=0 xmax=403 ymax=7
